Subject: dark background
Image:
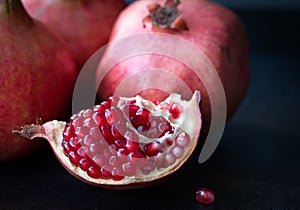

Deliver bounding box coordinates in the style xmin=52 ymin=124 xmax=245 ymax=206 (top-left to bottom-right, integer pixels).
xmin=1 ymin=0 xmax=300 ymax=209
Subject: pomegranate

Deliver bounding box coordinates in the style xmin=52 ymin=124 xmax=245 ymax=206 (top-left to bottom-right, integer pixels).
xmin=22 ymin=0 xmax=126 ymax=68
xmin=0 ymin=0 xmax=77 ymax=161
xmin=13 ymin=91 xmax=201 ymax=188
xmin=96 ymin=0 xmax=249 ymax=138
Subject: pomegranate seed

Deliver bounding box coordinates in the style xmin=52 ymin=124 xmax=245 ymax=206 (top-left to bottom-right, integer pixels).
xmin=144 ymin=141 xmax=162 ymax=157
xmin=129 ymin=151 xmax=145 ymax=160
xmin=100 ymin=100 xmax=111 ymax=110
xmin=175 ymin=132 xmax=190 ymax=147
xmin=82 ymin=109 xmax=94 ymax=118
xmin=139 ymin=158 xmax=156 ymax=175
xmin=62 ymin=123 xmax=75 ymax=140
xmin=125 ymin=140 xmax=140 ymax=153
xmin=69 ymin=151 xmax=80 ymax=166
xmin=124 ymin=130 xmax=139 ymax=142
xmin=164 ymin=153 xmax=176 ymax=166
xmin=83 ymin=135 xmax=97 ymax=146
xmin=62 ymin=139 xmax=72 ymax=155
xmin=158 ymin=121 xmax=173 ymax=136
xmin=125 ymin=104 xmax=139 ymax=117
xmin=114 ymin=139 xmax=126 ymax=149
xmin=101 ymin=165 xmax=112 ymax=179
xmin=69 ymin=137 xmax=81 ymax=150
xmin=111 ymin=168 xmax=124 ymax=181
xmin=92 ymin=112 xmax=107 ymax=126
xmin=100 ymin=125 xmax=114 ymax=144
xmin=111 ymin=124 xmax=125 ymax=140
xmin=195 ymin=188 xmax=215 ymax=204
xmin=77 ymin=146 xmax=88 ymax=158
xmin=79 ymin=158 xmax=94 ymax=171
xmin=89 ymin=143 xmax=105 ymax=156
xmin=93 ymin=154 xmax=108 ymax=166
xmin=168 ymin=102 xmax=182 ymax=119
xmin=104 ymin=109 xmax=114 ymax=125
xmin=75 ymin=126 xmax=89 ymax=138
xmin=130 ymin=117 xmax=141 ymax=128
xmin=87 ymin=166 xmax=101 ymax=178
xmin=171 ymin=146 xmax=184 ymax=158
xmin=108 ymin=96 xmax=120 ymax=106
xmin=136 ymin=108 xmax=151 ymax=126
xmin=122 ymin=162 xmax=136 ymax=176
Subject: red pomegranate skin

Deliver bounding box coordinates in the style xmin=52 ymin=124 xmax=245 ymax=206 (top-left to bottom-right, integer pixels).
xmin=0 ymin=0 xmax=78 ymax=161
xmin=22 ymin=0 xmax=126 ymax=68
xmin=97 ymin=0 xmax=249 ymax=134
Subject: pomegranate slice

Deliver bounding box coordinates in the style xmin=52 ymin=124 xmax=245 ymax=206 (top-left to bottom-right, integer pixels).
xmin=13 ymin=91 xmax=201 ymax=188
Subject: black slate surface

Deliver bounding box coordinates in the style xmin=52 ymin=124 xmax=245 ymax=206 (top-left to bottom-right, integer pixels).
xmin=1 ymin=8 xmax=300 ymax=209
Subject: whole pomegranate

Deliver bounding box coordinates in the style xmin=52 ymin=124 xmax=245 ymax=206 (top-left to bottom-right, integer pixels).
xmin=22 ymin=0 xmax=126 ymax=68
xmin=0 ymin=0 xmax=78 ymax=161
xmin=96 ymin=0 xmax=249 ymax=137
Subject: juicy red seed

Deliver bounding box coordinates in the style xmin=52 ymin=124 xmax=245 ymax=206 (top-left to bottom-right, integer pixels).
xmin=93 ymin=112 xmax=107 ymax=126
xmin=130 ymin=117 xmax=141 ymax=128
xmin=100 ymin=125 xmax=114 ymax=144
xmin=124 ymin=130 xmax=139 ymax=142
xmin=111 ymin=125 xmax=125 ymax=140
xmin=117 ymin=148 xmax=129 ymax=156
xmin=143 ymin=141 xmax=162 ymax=157
xmin=129 ymin=151 xmax=145 ymax=159
xmin=101 ymin=166 xmax=112 ymax=179
xmin=126 ymin=104 xmax=140 ymax=117
xmin=111 ymin=107 xmax=123 ymax=124
xmin=69 ymin=137 xmax=81 ymax=150
xmin=75 ymin=126 xmax=89 ymax=138
xmin=83 ymin=135 xmax=97 ymax=146
xmin=122 ymin=162 xmax=136 ymax=176
xmin=195 ymin=188 xmax=215 ymax=204
xmin=63 ymin=124 xmax=75 ymax=140
xmin=77 ymin=146 xmax=88 ymax=158
xmin=105 ymin=110 xmax=113 ymax=125
xmin=69 ymin=151 xmax=81 ymax=165
xmin=175 ymin=132 xmax=190 ymax=147
xmin=158 ymin=121 xmax=173 ymax=137
xmin=129 ymin=100 xmax=136 ymax=104
xmin=139 ymin=159 xmax=156 ymax=175
xmin=93 ymin=154 xmax=108 ymax=166
xmin=164 ymin=153 xmax=176 ymax=167
xmin=125 ymin=140 xmax=140 ymax=153
xmin=136 ymin=108 xmax=151 ymax=125
xmin=108 ymin=96 xmax=120 ymax=106
xmin=111 ymin=168 xmax=124 ymax=181
xmin=114 ymin=139 xmax=126 ymax=149
xmin=100 ymin=101 xmax=111 ymax=110
xmin=62 ymin=141 xmax=71 ymax=155
xmin=83 ymin=109 xmax=94 ymax=118
xmin=168 ymin=102 xmax=182 ymax=119
xmin=171 ymin=146 xmax=184 ymax=158
xmin=79 ymin=158 xmax=94 ymax=171
xmin=89 ymin=143 xmax=105 ymax=156
xmin=87 ymin=166 xmax=101 ymax=178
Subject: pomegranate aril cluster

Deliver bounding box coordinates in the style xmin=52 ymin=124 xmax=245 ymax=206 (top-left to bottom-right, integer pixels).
xmin=62 ymin=96 xmax=190 ymax=180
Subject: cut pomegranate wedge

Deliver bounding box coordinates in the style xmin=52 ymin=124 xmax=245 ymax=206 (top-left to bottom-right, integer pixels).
xmin=13 ymin=91 xmax=201 ymax=189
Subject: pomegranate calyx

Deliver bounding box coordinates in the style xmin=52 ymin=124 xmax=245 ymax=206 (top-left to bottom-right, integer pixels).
xmin=143 ymin=0 xmax=189 ymax=31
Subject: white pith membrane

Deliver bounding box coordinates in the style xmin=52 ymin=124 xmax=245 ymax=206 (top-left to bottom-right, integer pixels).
xmin=22 ymin=91 xmax=201 ymax=187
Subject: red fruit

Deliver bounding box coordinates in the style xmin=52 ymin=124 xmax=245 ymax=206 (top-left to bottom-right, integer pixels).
xmin=96 ymin=0 xmax=249 ymax=136
xmin=13 ymin=91 xmax=201 ymax=188
xmin=22 ymin=0 xmax=126 ymax=68
xmin=0 ymin=0 xmax=77 ymax=161
xmin=195 ymin=187 xmax=215 ymax=204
